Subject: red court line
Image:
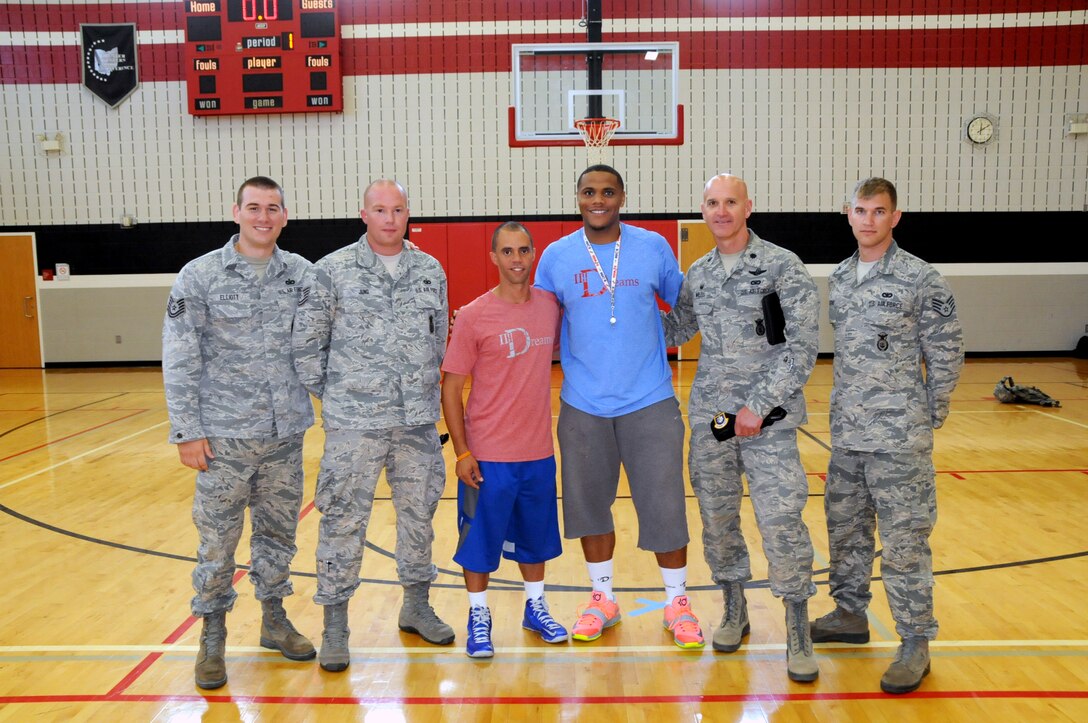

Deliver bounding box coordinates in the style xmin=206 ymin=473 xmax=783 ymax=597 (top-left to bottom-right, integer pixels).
xmin=0 ymin=410 xmax=148 ymax=463
xmin=807 ymin=467 xmax=1088 ymax=477
xmin=2 ymin=689 xmax=1087 ymax=706
xmin=107 ymin=502 xmax=319 ymax=697
xmin=0 ymin=407 xmax=150 ymax=411
xmin=106 ymin=568 xmax=249 ymax=698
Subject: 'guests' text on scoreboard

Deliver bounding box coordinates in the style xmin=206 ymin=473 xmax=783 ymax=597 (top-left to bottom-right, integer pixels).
xmin=184 ymin=0 xmax=343 ymax=116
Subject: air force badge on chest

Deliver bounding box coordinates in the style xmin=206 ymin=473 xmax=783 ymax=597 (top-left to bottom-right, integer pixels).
xmin=867 ymin=290 xmax=903 ymax=352
xmin=281 ymin=278 xmax=310 ymax=306
xmin=738 ymin=277 xmax=766 ymax=297
xmin=868 ymin=290 xmax=903 ymax=311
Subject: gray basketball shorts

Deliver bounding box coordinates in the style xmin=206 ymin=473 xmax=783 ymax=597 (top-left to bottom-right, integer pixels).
xmin=557 ymin=396 xmax=689 ymax=553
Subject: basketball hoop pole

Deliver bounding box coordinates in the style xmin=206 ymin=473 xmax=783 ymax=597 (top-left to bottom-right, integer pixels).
xmin=585 ymin=0 xmax=603 ymax=121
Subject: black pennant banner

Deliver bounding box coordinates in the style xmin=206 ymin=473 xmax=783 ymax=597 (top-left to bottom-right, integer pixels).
xmin=81 ymin=24 xmax=138 ymax=108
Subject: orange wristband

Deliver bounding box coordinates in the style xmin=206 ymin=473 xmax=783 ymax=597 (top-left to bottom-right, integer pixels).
xmin=456 ymin=450 xmax=472 ymax=462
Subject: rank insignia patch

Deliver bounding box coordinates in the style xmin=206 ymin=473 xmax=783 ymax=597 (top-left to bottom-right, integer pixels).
xmin=167 ymin=295 xmax=186 ymax=318
xmin=931 ymin=296 xmax=956 ymax=317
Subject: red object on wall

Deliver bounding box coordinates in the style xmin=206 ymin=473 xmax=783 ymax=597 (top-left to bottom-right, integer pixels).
xmin=408 ymin=223 xmax=448 ymax=273
xmin=444 ymin=222 xmax=490 ymax=316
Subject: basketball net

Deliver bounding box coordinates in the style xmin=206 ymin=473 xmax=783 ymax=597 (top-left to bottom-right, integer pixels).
xmin=574 ymin=117 xmax=620 ymax=165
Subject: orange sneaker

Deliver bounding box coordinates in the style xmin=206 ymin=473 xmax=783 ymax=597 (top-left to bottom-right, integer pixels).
xmin=663 ymin=595 xmax=705 ymax=649
xmin=571 ymin=591 xmax=621 ymax=642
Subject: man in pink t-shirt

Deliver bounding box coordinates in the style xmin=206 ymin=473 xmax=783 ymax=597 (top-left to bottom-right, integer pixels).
xmin=441 ymin=222 xmax=566 ymax=658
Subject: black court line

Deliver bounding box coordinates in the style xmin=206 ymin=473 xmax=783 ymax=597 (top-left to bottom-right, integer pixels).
xmin=3 ymin=501 xmax=1087 ymax=594
xmin=0 ymin=393 xmax=130 ymax=439
xmin=798 ymin=425 xmax=832 ymax=452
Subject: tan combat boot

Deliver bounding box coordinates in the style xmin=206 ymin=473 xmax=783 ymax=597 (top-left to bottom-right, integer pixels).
xmin=810 ymin=606 xmax=870 ymax=643
xmin=880 ymin=637 xmax=930 ymax=694
xmin=319 ymin=601 xmax=351 ymax=672
xmin=785 ymin=599 xmax=818 ymax=682
xmin=712 ymin=581 xmax=750 ymax=653
xmin=260 ymin=598 xmax=316 ymax=661
xmin=195 ymin=612 xmax=227 ymax=690
xmin=399 ymin=582 xmax=455 ymax=645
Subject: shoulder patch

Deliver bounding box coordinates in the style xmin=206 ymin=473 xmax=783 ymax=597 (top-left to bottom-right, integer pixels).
xmin=167 ymin=295 xmax=186 ymax=318
xmin=930 ymin=296 xmax=956 ymax=317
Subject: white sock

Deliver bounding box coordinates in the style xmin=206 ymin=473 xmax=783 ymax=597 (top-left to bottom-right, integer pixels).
xmin=587 ymin=560 xmax=615 ymax=600
xmin=660 ymin=566 xmax=687 ymax=601
xmin=524 ymin=580 xmax=545 ymax=602
xmin=468 ymin=591 xmax=488 ymax=609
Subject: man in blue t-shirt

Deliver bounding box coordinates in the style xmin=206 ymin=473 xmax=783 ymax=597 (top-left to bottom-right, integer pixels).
xmin=534 ymin=165 xmax=703 ymax=649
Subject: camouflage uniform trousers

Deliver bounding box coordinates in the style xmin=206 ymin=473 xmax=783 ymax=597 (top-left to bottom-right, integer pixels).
xmin=191 ymin=433 xmax=306 ymax=617
xmin=689 ymin=423 xmax=816 ymax=601
xmin=824 ymin=448 xmax=938 ymax=640
xmin=313 ymin=425 xmax=444 ymax=606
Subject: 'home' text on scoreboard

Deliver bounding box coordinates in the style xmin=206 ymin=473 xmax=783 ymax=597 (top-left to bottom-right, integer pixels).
xmin=184 ymin=0 xmax=343 ymax=116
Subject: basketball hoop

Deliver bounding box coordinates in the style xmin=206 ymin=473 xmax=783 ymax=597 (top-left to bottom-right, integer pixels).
xmin=574 ymin=117 xmax=621 ymax=163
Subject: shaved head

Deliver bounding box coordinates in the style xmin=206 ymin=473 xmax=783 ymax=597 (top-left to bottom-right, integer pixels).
xmin=703 ymin=173 xmax=748 ymax=200
xmin=362 ymin=178 xmax=408 ymax=207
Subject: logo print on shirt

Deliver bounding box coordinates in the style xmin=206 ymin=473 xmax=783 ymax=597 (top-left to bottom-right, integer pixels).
xmin=498 ymin=328 xmax=553 ymax=359
xmin=499 ymin=328 xmax=532 ymax=358
xmin=574 ymin=269 xmax=608 ymax=298
xmin=573 ymin=269 xmax=639 ymax=298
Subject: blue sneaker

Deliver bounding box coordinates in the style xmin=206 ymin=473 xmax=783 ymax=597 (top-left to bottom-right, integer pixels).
xmin=466 ymin=606 xmax=494 ymax=658
xmin=522 ymin=597 xmax=569 ymax=643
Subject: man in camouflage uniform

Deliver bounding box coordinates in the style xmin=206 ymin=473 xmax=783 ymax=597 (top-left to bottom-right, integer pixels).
xmin=662 ymin=173 xmax=820 ymax=682
xmin=811 ymin=177 xmax=963 ymax=694
xmin=163 ymin=176 xmax=316 ymax=690
xmin=294 ymin=179 xmax=453 ymax=672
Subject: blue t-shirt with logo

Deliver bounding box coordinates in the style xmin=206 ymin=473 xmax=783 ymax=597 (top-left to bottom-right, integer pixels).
xmin=535 ymin=223 xmax=683 ymax=417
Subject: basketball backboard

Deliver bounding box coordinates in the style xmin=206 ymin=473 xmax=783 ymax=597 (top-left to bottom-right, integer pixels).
xmin=509 ymin=42 xmax=683 ymax=147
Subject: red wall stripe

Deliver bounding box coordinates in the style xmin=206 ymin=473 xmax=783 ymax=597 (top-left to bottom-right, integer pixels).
xmin=2 ymin=25 xmax=1085 ymax=85
xmin=4 ymin=1 xmax=1088 ymax=32
xmin=0 ymin=42 xmax=180 ymax=83
xmin=0 ymin=3 xmax=180 ymax=32
xmin=346 ymin=26 xmax=1088 ymax=74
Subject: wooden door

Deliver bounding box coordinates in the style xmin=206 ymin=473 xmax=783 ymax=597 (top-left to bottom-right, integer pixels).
xmin=0 ymin=233 xmax=42 ymax=367
xmin=677 ymin=221 xmax=716 ymax=360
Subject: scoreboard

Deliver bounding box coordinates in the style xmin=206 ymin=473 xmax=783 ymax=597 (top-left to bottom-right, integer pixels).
xmin=183 ymin=0 xmax=343 ymax=116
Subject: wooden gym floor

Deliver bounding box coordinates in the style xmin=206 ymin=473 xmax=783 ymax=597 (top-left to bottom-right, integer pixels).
xmin=0 ymin=357 xmax=1085 ymax=721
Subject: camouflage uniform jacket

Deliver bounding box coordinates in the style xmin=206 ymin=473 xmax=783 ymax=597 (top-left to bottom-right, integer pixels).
xmin=162 ymin=237 xmax=314 ymax=443
xmin=294 ymin=235 xmax=449 ymax=430
xmin=663 ymin=230 xmax=819 ymax=426
xmin=828 ymin=241 xmax=964 ymax=453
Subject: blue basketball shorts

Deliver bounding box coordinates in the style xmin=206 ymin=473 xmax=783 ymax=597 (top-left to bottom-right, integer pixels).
xmin=453 ymin=456 xmax=562 ymax=573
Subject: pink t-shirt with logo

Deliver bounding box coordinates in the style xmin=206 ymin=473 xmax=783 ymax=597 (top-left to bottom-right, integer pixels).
xmin=442 ymin=287 xmax=560 ymax=462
